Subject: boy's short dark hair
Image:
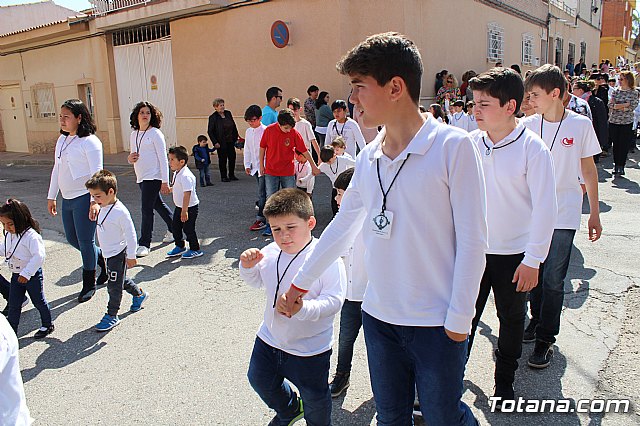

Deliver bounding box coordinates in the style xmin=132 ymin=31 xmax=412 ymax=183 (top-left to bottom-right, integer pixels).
xmin=266 ymin=86 xmax=282 ymax=102
xmin=320 ymin=145 xmax=335 ymax=163
xmin=197 ymin=134 xmax=208 ymax=142
xmin=331 ymin=100 xmax=348 ymax=111
xmin=524 ymin=64 xmax=565 ymax=98
xmin=244 ymin=104 xmax=263 ymax=121
xmin=169 ymin=146 xmax=189 ymax=163
xmin=466 ymin=100 xmax=475 ymax=109
xmin=334 ymin=167 xmax=354 ymax=191
xmin=307 ymin=85 xmax=319 ymax=95
xmin=287 ymin=97 xmax=301 ymax=110
xmin=277 ymin=109 xmax=296 ymax=127
xmin=331 ymin=136 xmax=346 ymax=149
xmin=264 ymin=188 xmax=314 ymax=220
xmin=337 ymin=32 xmax=423 ymax=103
xmin=469 ymin=67 xmax=524 ymax=113
xmin=85 ymin=169 xmax=118 ymax=194
xmin=452 ymin=100 xmax=465 ymax=107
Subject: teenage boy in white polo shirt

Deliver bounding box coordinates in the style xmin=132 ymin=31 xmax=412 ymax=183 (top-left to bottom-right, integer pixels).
xmin=325 ymin=100 xmax=367 ymax=158
xmin=521 ymin=64 xmax=602 ymax=369
xmin=277 ymin=32 xmax=487 ymax=426
xmin=466 ymin=68 xmax=557 ymax=407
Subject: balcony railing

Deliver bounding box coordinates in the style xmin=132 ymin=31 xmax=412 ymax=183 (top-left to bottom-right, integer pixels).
xmin=90 ymin=0 xmax=153 ymax=16
xmin=550 ymin=0 xmax=577 ymax=17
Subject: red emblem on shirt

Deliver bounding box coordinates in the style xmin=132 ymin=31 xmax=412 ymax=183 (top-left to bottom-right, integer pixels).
xmin=561 ymin=137 xmax=574 ymax=147
xmin=284 ymin=138 xmax=290 ymax=147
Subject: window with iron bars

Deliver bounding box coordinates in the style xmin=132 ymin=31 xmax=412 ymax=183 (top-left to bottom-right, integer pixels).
xmin=31 ymin=84 xmax=56 ymax=120
xmin=112 ymin=22 xmax=170 ymax=46
xmin=487 ymin=23 xmax=504 ymax=63
xmin=522 ymin=34 xmax=534 ymax=65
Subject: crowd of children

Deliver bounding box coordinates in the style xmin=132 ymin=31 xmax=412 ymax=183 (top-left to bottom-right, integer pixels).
xmin=1 ymin=30 xmax=633 ymax=425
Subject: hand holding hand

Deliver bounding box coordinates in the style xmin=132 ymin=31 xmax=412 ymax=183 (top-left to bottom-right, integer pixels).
xmin=276 ymin=293 xmax=303 ymax=317
xmin=311 ymin=165 xmax=321 ymax=176
xmin=240 ymin=248 xmax=264 ymax=268
xmin=17 ymin=275 xmax=28 ymax=284
xmin=512 ymin=263 xmax=538 ymax=292
xmin=160 ymin=183 xmax=170 ymax=194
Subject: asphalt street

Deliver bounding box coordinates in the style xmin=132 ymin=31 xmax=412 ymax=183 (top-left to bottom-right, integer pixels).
xmin=0 ymin=149 xmax=638 ymax=425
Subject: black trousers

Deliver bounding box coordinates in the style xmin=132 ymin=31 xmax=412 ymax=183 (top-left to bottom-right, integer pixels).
xmin=609 ymin=123 xmax=633 ymax=169
xmin=217 ymin=143 xmax=237 ymax=179
xmin=172 ymin=205 xmax=200 ymax=251
xmin=106 ymin=249 xmax=142 ymax=316
xmin=468 ymin=253 xmax=527 ymax=386
xmin=331 ymin=188 xmax=339 ymax=216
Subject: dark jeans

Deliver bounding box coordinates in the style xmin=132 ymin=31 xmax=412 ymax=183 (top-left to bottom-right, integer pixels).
xmin=362 ymin=311 xmax=477 ymax=426
xmin=265 ymin=175 xmax=296 ymax=199
xmin=1 ymin=270 xmax=51 ymax=333
xmin=105 ymin=249 xmax=142 ymax=316
xmin=138 ymin=180 xmax=173 ymax=248
xmin=469 ymin=254 xmax=527 ymax=385
xmin=61 ymin=192 xmax=98 ymax=271
xmin=218 ymin=143 xmax=236 ymax=179
xmin=255 ymin=174 xmax=266 ymax=222
xmin=529 ymin=229 xmax=576 ymax=344
xmin=336 ymin=300 xmax=363 ymax=374
xmin=247 ymin=336 xmax=332 ymax=426
xmin=198 ymin=164 xmax=212 ymax=186
xmin=609 ymin=123 xmax=633 ymax=169
xmin=172 ymin=205 xmax=200 ymax=251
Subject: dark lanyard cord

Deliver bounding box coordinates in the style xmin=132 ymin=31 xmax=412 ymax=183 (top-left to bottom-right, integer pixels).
xmin=97 ymin=202 xmax=117 ymax=228
xmin=333 ymin=121 xmax=346 ymax=136
xmin=273 ymin=238 xmax=313 ymax=308
xmin=135 ymin=129 xmax=148 ymax=153
xmin=329 ymin=157 xmax=339 ymax=175
xmin=540 ymin=111 xmax=566 ymax=151
xmin=376 ymin=154 xmax=411 ymax=214
xmin=4 ymin=228 xmax=28 ymax=261
xmin=58 ymin=135 xmax=77 ymax=159
xmin=482 ymin=127 xmax=527 ymax=156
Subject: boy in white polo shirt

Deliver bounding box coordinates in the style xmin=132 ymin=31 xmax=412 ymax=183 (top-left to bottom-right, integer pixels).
xmin=449 ymin=100 xmax=471 ymax=131
xmin=243 ymin=105 xmax=268 ymax=232
xmin=240 ymin=188 xmax=345 ymax=426
xmin=166 ymin=146 xmax=203 ymax=260
xmin=325 ymin=100 xmax=367 ymax=158
xmin=279 ymin=32 xmax=487 ymax=426
xmin=521 ymin=64 xmax=602 ymax=369
xmin=85 ymin=170 xmax=148 ymax=332
xmin=319 ymin=145 xmax=356 ymax=216
xmin=466 ymin=68 xmax=557 ymax=407
xmin=288 ymin=97 xmax=321 ymax=161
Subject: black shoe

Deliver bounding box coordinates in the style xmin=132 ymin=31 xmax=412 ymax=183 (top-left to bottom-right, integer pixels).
xmin=528 ymin=340 xmax=554 ymax=369
xmin=523 ymin=321 xmax=536 ymax=343
xmin=268 ymin=394 xmax=304 ymax=426
xmin=206 ymin=182 xmax=214 ymax=186
xmin=97 ymin=253 xmax=108 ymax=287
xmin=493 ymin=381 xmax=515 ymax=411
xmin=619 ymin=168 xmax=625 ymax=176
xmin=329 ymin=372 xmax=350 ymax=398
xmin=221 ymin=177 xmax=230 ymax=182
xmin=78 ymin=270 xmax=97 ymax=303
xmin=34 ymin=324 xmax=54 ymax=339
xmin=229 ymin=176 xmax=239 ymax=181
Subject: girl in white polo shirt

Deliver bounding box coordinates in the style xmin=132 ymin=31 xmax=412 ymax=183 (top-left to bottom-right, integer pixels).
xmin=127 ymin=101 xmax=174 ymax=258
xmin=47 ymin=99 xmax=106 ymax=303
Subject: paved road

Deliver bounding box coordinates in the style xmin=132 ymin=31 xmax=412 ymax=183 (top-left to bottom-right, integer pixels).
xmin=0 ymin=150 xmax=638 ymax=425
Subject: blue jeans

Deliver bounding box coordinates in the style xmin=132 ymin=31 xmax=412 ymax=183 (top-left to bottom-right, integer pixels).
xmin=362 ymin=311 xmax=477 ymax=426
xmin=336 ymin=300 xmax=363 ymax=374
xmin=198 ymin=164 xmax=212 ymax=186
xmin=61 ymin=192 xmax=98 ymax=271
xmin=255 ymin=174 xmax=266 ymax=222
xmin=1 ymin=270 xmax=52 ymax=333
xmin=529 ymin=229 xmax=576 ymax=344
xmin=265 ymin=174 xmax=296 ymax=199
xmin=247 ymin=337 xmax=332 ymax=426
xmin=138 ymin=180 xmax=174 ymax=248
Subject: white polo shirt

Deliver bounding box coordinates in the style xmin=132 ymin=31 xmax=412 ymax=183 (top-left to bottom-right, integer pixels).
xmin=293 ymin=115 xmax=488 ymax=334
xmin=0 ymin=228 xmax=45 ymax=279
xmin=294 ymin=118 xmax=316 ymax=154
xmin=244 ymin=124 xmax=267 ymax=176
xmin=318 ymin=156 xmax=355 ymax=185
xmin=325 ymin=118 xmax=366 ymax=158
xmin=0 ymin=315 xmax=32 ymax=425
xmin=171 ymin=166 xmax=199 ymax=208
xmin=95 ymin=201 xmax=138 ymax=259
xmin=521 ymin=112 xmax=601 ymax=230
xmin=129 ymin=127 xmax=170 ymax=184
xmin=47 ymin=134 xmax=103 ymax=200
xmin=470 ymin=124 xmax=557 ymax=268
xmin=450 ymin=111 xmax=470 ymax=132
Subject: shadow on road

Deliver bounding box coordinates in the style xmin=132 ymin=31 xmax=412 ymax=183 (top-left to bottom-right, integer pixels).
xmin=332 ymin=395 xmax=376 ymax=425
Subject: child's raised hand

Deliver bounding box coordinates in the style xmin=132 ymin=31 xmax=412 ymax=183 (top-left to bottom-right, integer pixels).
xmin=240 ymin=248 xmax=263 ymax=268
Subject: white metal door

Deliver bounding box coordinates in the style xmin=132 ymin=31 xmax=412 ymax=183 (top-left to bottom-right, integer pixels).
xmin=113 ymin=38 xmax=177 ymax=150
xmin=0 ymin=85 xmax=29 ymax=153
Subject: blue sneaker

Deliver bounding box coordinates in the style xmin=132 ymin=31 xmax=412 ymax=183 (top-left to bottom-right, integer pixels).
xmin=181 ymin=249 xmax=203 ymax=259
xmin=167 ymin=246 xmax=187 ymax=257
xmin=262 ymin=224 xmax=272 ymax=237
xmin=130 ymin=291 xmax=148 ymax=312
xmin=95 ymin=314 xmax=120 ymax=332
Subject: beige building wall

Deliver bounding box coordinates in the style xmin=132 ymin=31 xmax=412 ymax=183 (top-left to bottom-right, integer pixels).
xmin=0 ymin=23 xmax=121 ymax=153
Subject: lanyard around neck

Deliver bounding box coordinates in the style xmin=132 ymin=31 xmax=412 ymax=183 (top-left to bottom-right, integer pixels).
xmin=333 ymin=120 xmax=346 ymax=136
xmin=540 ymin=111 xmax=566 ymax=151
xmin=329 ymin=157 xmax=339 ymax=175
xmin=4 ymin=228 xmax=29 ymax=261
xmin=58 ymin=135 xmax=77 ymax=159
xmin=97 ymin=201 xmax=117 ymax=229
xmin=273 ymin=238 xmax=313 ymax=308
xmin=482 ymin=127 xmax=526 ymax=156
xmin=135 ymin=129 xmax=148 ymax=153
xmin=376 ymin=153 xmax=411 ymax=214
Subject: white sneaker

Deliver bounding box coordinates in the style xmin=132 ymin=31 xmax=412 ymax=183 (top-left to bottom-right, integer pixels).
xmin=162 ymin=231 xmax=174 ymax=243
xmin=136 ymin=246 xmax=150 ymax=257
